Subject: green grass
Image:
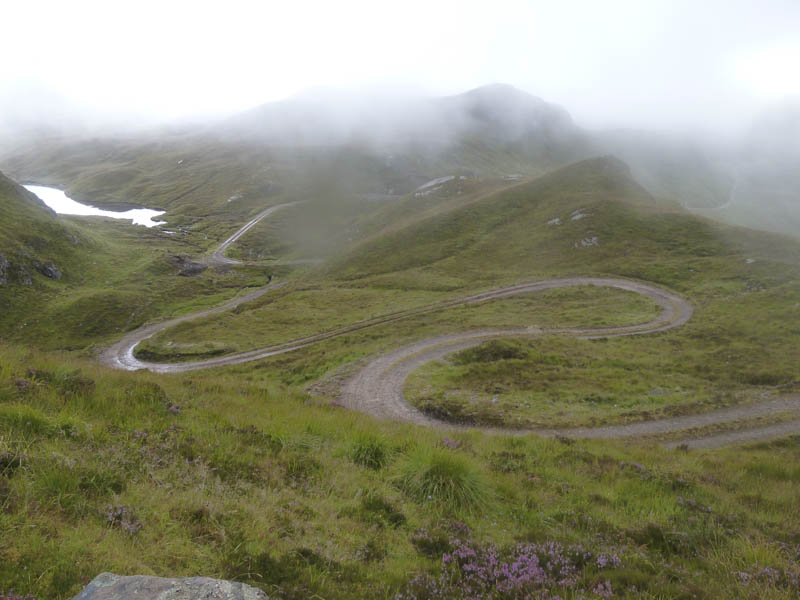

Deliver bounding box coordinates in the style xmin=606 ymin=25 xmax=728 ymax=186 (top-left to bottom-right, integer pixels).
xmin=2 ymin=153 xmax=800 ymax=598
xmin=1 ymin=343 xmax=799 ymax=598
xmin=135 ymin=285 xmax=660 ymax=362
xmin=392 ymin=447 xmax=492 ymax=512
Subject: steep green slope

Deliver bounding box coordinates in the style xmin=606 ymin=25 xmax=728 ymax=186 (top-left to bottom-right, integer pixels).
xmin=0 ymin=170 xmax=85 ymax=287
xmin=0 ymin=171 xmax=292 ymax=351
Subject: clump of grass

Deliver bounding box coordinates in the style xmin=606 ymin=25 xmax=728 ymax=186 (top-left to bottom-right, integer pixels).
xmin=393 ymin=447 xmax=491 ymax=512
xmin=350 ymin=434 xmax=389 ymax=470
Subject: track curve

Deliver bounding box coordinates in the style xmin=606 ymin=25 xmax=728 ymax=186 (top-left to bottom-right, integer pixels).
xmin=100 ymin=203 xmax=800 ymax=446
xmin=341 ymin=278 xmax=693 ymax=427
xmin=101 ymin=275 xmax=692 ymax=374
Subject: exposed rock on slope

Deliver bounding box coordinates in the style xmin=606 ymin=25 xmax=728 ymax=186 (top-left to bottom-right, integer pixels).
xmin=73 ymin=573 xmax=269 ymax=600
xmin=0 ymin=170 xmax=76 ymax=285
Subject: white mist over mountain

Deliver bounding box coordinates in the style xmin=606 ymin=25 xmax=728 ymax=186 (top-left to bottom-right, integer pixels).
xmin=1 ymin=0 xmax=799 ymax=137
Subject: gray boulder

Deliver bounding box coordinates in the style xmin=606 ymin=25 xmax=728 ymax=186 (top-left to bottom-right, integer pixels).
xmin=73 ymin=573 xmax=269 ymax=600
xmin=34 ymin=260 xmax=62 ymax=279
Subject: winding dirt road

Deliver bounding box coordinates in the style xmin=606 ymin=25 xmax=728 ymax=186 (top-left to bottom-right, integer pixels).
xmin=101 ymin=203 xmax=800 ymax=447
xmin=206 ymin=201 xmax=321 ymax=267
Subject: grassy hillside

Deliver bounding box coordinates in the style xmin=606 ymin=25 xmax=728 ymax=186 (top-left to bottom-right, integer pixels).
xmin=0 ymin=170 xmax=295 ymax=351
xmin=0 ymin=171 xmax=83 ymax=286
xmin=134 ymin=158 xmax=800 ymax=431
xmin=1 ymin=343 xmax=799 ymax=599
xmin=2 ymin=154 xmax=800 ymax=598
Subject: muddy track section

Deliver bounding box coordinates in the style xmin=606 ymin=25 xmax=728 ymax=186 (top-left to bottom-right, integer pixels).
xmin=101 ymin=207 xmax=800 ymax=447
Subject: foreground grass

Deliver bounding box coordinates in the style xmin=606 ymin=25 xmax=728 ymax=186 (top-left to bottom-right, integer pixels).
xmin=1 ymin=344 xmax=799 ymax=599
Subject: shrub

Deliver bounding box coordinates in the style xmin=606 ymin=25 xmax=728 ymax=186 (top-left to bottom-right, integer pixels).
xmin=358 ymin=492 xmax=406 ymax=528
xmin=27 ymin=368 xmax=95 ymax=397
xmin=454 ymin=339 xmax=529 ymax=364
xmin=350 ymin=434 xmax=389 ymax=470
xmin=393 ymin=448 xmax=491 ymax=512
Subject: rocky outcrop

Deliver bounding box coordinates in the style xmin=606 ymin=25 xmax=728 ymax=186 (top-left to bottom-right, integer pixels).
xmin=73 ymin=573 xmax=269 ymax=600
xmin=0 ymin=254 xmax=60 ymax=285
xmin=170 ymin=255 xmax=208 ymax=277
xmin=0 ymin=253 xmax=8 ymax=285
xmin=34 ymin=260 xmax=62 ymax=279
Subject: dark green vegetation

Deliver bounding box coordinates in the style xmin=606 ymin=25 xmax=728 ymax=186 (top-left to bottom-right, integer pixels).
xmin=1 ymin=94 xmax=800 ymax=598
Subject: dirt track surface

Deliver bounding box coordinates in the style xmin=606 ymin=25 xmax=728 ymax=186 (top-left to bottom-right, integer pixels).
xmin=206 ymin=201 xmax=321 ymax=267
xmin=101 ymin=205 xmax=800 ymax=447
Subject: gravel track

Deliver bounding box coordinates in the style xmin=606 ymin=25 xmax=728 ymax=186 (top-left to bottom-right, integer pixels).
xmin=100 ymin=205 xmax=800 ymax=447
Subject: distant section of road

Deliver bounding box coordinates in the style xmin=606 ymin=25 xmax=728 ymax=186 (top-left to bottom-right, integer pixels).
xmin=206 ymin=201 xmax=321 ymax=266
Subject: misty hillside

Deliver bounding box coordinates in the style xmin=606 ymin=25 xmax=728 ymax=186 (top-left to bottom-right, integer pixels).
xmin=325 ymin=155 xmax=800 ymax=286
xmin=223 ymin=84 xmax=589 ymax=171
xmin=3 ymin=84 xmax=799 ymax=241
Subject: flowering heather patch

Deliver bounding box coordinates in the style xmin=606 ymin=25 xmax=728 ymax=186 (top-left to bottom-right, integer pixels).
xmin=735 ymin=566 xmax=800 ymax=591
xmin=396 ymin=538 xmax=621 ymax=599
xmin=1 ymin=591 xmax=36 ymax=600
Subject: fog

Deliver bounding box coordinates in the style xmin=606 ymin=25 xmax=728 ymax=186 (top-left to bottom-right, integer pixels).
xmin=2 ymin=0 xmax=799 ymax=138
xmin=2 ymin=0 xmax=800 ymax=239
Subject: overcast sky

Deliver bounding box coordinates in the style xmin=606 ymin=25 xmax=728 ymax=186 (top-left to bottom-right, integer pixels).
xmin=2 ymin=0 xmax=799 ymax=133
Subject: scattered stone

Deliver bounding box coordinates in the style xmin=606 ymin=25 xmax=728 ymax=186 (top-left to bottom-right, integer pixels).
xmin=167 ymin=404 xmax=182 ymax=415
xmin=438 ymin=437 xmax=464 ymax=450
xmin=575 ymin=237 xmax=599 ymax=248
xmin=416 ymin=175 xmax=456 ymax=192
xmin=19 ymin=267 xmax=32 ymax=286
xmin=619 ymin=461 xmax=647 ymax=474
xmin=72 ymin=573 xmax=269 ymax=600
xmin=745 ymin=258 xmax=755 ymax=264
xmin=570 ymin=209 xmax=591 ymax=221
xmin=546 ymin=217 xmax=561 ymax=226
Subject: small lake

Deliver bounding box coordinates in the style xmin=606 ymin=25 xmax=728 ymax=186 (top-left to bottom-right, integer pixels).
xmin=24 ymin=185 xmax=166 ymax=227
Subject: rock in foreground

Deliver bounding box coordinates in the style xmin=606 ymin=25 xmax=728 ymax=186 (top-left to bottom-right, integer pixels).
xmin=73 ymin=573 xmax=269 ymax=600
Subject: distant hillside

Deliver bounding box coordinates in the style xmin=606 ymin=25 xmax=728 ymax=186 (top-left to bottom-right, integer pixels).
xmin=223 ymin=84 xmax=590 ymax=177
xmin=723 ymin=102 xmax=800 ymax=236
xmin=3 ymin=85 xmax=799 ymax=241
xmin=326 ymin=155 xmax=800 ymax=288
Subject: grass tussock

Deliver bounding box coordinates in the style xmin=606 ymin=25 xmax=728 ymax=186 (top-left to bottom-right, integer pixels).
xmin=350 ymin=433 xmax=390 ymax=470
xmin=393 ymin=447 xmax=492 ymax=512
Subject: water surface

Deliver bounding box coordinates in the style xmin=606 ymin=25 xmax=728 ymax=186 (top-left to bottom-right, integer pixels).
xmin=24 ymin=185 xmax=166 ymax=227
